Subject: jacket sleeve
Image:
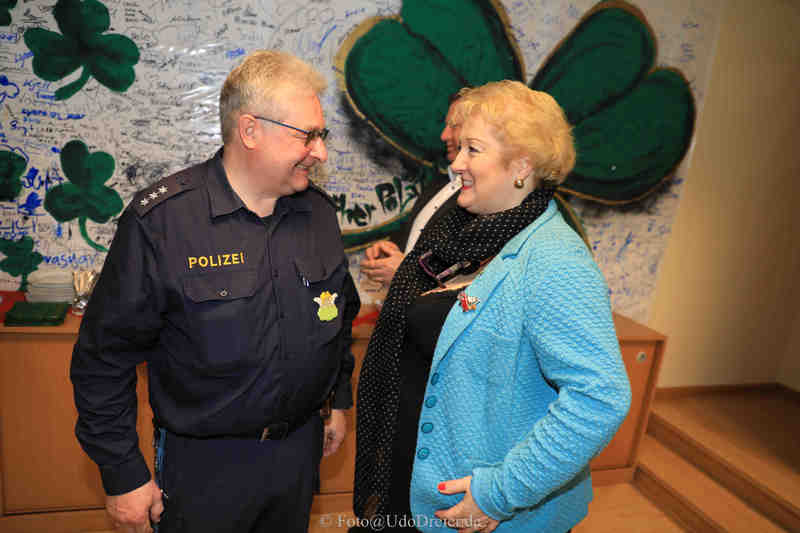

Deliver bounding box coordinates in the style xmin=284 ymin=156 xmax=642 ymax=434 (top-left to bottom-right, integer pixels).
xmin=471 ymin=248 xmax=631 ymax=520
xmin=331 ymin=263 xmax=361 ymax=410
xmin=71 ymin=207 xmax=165 ymax=496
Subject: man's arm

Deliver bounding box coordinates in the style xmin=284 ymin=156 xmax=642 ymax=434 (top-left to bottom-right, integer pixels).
xmin=330 ymin=268 xmax=360 ymax=411
xmin=322 ymin=266 xmax=360 ymax=456
xmin=71 ymin=208 xmax=165 ymax=525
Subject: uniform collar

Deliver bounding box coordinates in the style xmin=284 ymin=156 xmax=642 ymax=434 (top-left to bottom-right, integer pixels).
xmin=207 ymin=148 xmax=246 ymax=218
xmin=206 ymin=148 xmax=313 ymax=218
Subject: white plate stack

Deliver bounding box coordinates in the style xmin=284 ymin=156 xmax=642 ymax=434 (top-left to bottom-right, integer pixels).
xmin=25 ymin=269 xmax=75 ymax=303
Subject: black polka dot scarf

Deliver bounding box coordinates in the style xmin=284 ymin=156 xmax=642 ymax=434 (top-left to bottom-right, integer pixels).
xmin=353 ymin=186 xmax=555 ymax=519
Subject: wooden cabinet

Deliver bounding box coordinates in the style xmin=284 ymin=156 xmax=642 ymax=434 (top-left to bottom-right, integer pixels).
xmin=0 ymin=315 xmax=152 ymax=531
xmin=0 ymin=311 xmax=664 ymax=530
xmin=590 ymin=314 xmax=666 ymax=484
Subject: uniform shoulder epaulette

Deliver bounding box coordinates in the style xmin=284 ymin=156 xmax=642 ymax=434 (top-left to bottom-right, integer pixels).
xmin=306 ymin=181 xmax=338 ymax=210
xmin=132 ymin=170 xmax=199 ymax=217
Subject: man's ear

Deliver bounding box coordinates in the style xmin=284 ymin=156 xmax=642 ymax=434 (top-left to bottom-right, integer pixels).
xmin=239 ymin=114 xmax=259 ymax=150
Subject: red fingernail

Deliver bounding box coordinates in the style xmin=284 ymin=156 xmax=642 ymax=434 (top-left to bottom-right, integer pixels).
xmin=438 ymin=482 xmax=446 ymax=491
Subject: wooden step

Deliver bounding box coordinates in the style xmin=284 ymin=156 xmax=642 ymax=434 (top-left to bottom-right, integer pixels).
xmin=635 ymin=434 xmax=786 ymax=532
xmin=648 ymin=410 xmax=800 ymax=532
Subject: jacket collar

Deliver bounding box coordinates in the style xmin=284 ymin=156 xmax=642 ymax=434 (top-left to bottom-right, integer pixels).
xmin=499 ymin=199 xmax=558 ymax=258
xmin=431 ymin=199 xmax=558 ymax=368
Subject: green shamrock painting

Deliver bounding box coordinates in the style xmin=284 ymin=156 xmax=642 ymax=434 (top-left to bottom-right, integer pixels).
xmin=0 ymin=236 xmax=43 ymax=292
xmin=23 ymin=0 xmax=140 ymax=100
xmin=45 ymin=140 xmax=123 ymax=252
xmin=1 ymin=0 xmax=17 ymax=26
xmin=336 ymin=0 xmax=694 ymax=249
xmin=0 ymin=149 xmax=26 ymax=202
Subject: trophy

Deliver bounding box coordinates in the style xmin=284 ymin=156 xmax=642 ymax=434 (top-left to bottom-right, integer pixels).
xmin=72 ymin=270 xmax=99 ymax=315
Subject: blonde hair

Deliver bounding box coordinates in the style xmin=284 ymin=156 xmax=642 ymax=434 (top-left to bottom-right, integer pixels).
xmin=219 ymin=50 xmax=327 ymax=143
xmin=452 ymin=81 xmax=575 ymax=185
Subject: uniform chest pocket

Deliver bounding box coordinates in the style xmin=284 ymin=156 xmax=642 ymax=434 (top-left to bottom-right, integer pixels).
xmin=294 ymin=256 xmax=345 ymax=346
xmin=181 ymin=269 xmax=260 ymax=372
xmin=183 ymin=269 xmax=258 ymax=302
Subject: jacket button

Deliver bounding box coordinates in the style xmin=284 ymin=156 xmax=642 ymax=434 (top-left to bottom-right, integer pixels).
xmin=417 ymin=448 xmax=430 ymax=460
xmin=219 ymin=289 xmax=228 ymax=297
xmin=421 ymin=422 xmax=434 ymax=434
xmin=430 ymin=373 xmax=440 ymax=385
xmin=425 ymin=396 xmax=437 ymax=408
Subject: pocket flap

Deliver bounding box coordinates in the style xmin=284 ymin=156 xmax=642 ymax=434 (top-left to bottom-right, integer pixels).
xmin=294 ymin=256 xmax=331 ymax=283
xmin=183 ymin=269 xmax=258 ymax=303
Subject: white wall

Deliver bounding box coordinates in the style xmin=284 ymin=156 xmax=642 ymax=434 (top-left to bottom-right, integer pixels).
xmin=649 ymin=0 xmax=800 ymax=389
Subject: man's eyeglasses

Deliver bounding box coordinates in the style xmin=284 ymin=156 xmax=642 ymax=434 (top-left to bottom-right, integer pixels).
xmin=252 ymin=115 xmax=329 ymax=146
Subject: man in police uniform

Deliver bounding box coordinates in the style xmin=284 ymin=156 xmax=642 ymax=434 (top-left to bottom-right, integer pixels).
xmin=71 ymin=50 xmax=360 ymax=533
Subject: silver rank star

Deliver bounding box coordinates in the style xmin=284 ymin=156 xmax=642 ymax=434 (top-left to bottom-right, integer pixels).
xmin=140 ymin=198 xmax=149 ymax=206
xmin=149 ymin=192 xmax=159 ymax=199
xmin=158 ymin=186 xmax=167 ymax=194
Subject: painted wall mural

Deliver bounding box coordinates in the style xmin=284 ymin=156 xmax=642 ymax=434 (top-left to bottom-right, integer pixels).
xmin=0 ymin=0 xmax=723 ymax=322
xmin=335 ymin=0 xmax=695 ymax=251
xmin=23 ymin=0 xmax=139 ymax=100
xmin=44 ymin=139 xmax=123 ymax=252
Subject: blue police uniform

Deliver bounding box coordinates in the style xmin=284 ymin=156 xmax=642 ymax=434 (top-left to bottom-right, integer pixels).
xmin=71 ymin=149 xmax=360 ymax=532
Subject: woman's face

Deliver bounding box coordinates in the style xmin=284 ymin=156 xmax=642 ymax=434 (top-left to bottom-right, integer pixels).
xmin=451 ymin=116 xmax=530 ymax=215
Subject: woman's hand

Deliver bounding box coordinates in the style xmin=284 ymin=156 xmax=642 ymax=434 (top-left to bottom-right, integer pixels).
xmin=435 ymin=476 xmax=500 ymax=532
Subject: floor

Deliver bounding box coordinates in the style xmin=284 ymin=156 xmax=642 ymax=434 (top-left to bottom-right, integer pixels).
xmin=308 ymin=483 xmax=683 ymax=532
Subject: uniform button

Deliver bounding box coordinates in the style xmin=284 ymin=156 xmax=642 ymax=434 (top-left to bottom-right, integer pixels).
xmin=280 ymin=312 xmax=285 ymax=319
xmin=430 ymin=373 xmax=440 ymax=385
xmin=417 ymin=448 xmax=430 ymax=460
xmin=218 ymin=289 xmax=228 ymax=297
xmin=421 ymin=422 xmax=434 ymax=434
xmin=425 ymin=396 xmax=437 ymax=408
xmin=273 ymin=269 xmax=279 ymax=278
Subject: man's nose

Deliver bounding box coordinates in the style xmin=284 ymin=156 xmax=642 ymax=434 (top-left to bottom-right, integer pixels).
xmin=310 ymin=136 xmax=328 ymax=162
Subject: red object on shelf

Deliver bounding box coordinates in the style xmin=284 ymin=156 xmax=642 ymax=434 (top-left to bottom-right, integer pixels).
xmin=0 ymin=291 xmax=27 ymax=323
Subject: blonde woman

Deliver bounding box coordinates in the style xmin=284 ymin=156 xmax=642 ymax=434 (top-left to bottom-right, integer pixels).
xmin=354 ymin=81 xmax=630 ymax=533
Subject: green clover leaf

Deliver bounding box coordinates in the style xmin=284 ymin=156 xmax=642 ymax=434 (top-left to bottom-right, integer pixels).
xmin=45 ymin=140 xmax=123 ymax=252
xmin=338 ymin=0 xmax=695 ymax=248
xmin=532 ymin=4 xmax=695 ymax=202
xmin=0 ymin=236 xmax=43 ymax=292
xmin=0 ymin=149 xmax=26 ymax=201
xmin=338 ymin=0 xmax=522 ymax=168
xmin=1 ymin=0 xmax=17 ymax=26
xmin=23 ymin=0 xmax=140 ymax=100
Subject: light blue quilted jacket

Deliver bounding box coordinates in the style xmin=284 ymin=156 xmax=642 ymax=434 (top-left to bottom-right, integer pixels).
xmin=409 ymin=200 xmax=632 ymax=532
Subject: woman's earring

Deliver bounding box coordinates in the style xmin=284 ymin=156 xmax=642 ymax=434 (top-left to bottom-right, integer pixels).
xmin=514 ymin=177 xmax=526 ymax=189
